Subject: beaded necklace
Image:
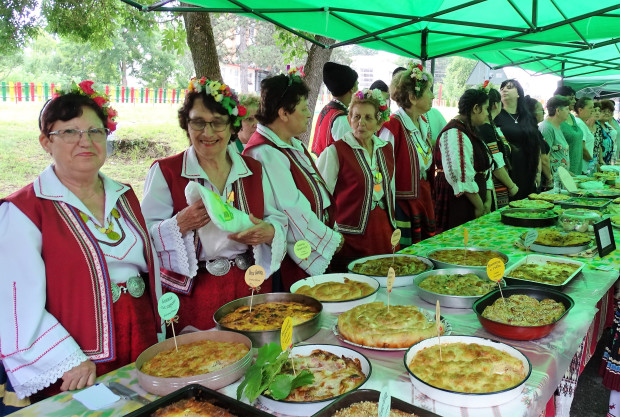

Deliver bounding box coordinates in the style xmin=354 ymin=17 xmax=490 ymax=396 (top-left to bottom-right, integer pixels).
xmin=80 ymin=208 xmax=121 ymax=241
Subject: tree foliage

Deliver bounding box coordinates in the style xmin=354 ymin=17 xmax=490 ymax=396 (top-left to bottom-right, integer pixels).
xmin=442 ymin=56 xmax=477 ymax=102
xmin=0 ymin=0 xmax=40 ymax=54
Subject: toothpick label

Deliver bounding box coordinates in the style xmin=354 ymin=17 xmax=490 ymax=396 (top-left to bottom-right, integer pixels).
xmin=158 ymin=293 xmax=180 ymax=321
xmin=281 ymin=316 xmax=293 ymax=352
xmin=245 ymin=265 xmax=266 ymax=288
xmin=390 ymin=229 xmax=402 ymax=247
xmin=387 ymin=267 xmax=395 ymax=312
xmin=486 ymin=258 xmax=505 ymax=282
xmin=463 ymin=227 xmax=469 ymax=247
xmin=436 ymin=300 xmax=442 ymax=361
xmin=378 ymin=386 xmax=391 ymax=417
xmin=524 ymin=229 xmax=538 ymax=249
xmin=294 ymin=240 xmax=311 ymax=260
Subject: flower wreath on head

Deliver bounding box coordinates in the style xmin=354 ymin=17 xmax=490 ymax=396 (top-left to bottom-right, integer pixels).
xmin=354 ymin=88 xmax=391 ymax=122
xmin=52 ymin=80 xmax=118 ymax=132
xmin=285 ymin=65 xmax=305 ymax=85
xmin=187 ymin=77 xmax=247 ymax=126
xmin=405 ymin=61 xmax=429 ymax=92
xmin=478 ymin=80 xmax=494 ymax=94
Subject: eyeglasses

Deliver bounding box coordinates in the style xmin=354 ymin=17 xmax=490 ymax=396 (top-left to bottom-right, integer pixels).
xmin=49 ymin=128 xmax=109 ymax=143
xmin=188 ymin=119 xmax=229 ymax=132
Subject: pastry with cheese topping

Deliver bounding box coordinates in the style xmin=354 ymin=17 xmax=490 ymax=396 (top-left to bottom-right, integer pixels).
xmin=481 ymin=294 xmax=565 ymax=326
xmin=219 ymin=302 xmax=319 ymax=331
xmin=351 ymin=256 xmax=430 ymax=276
xmin=332 ymin=402 xmax=418 ymax=416
xmin=295 ymin=278 xmax=375 ymax=301
xmin=152 ymin=398 xmax=237 ymax=416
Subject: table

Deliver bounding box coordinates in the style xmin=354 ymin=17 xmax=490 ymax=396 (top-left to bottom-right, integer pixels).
xmin=11 ymin=209 xmax=619 ymax=417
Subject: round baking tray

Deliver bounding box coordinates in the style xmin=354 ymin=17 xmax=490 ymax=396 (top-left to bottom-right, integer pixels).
xmin=404 ymin=335 xmax=531 ymax=407
xmin=213 ymin=293 xmax=322 ymax=347
xmin=509 ymin=200 xmax=555 ymax=210
xmin=426 ymin=247 xmax=509 ymax=272
xmin=414 ymin=268 xmax=504 ymax=309
xmin=289 ymin=273 xmax=380 ymax=314
xmin=500 ymin=208 xmax=558 ymax=228
xmin=135 ymin=330 xmax=252 ymax=396
xmin=258 ymin=344 xmax=372 ymax=416
xmin=520 ymin=234 xmax=592 ymax=255
xmin=347 ymin=254 xmax=433 ymax=287
xmin=472 ymin=285 xmax=574 ymax=340
xmin=570 ymin=189 xmax=620 ymax=199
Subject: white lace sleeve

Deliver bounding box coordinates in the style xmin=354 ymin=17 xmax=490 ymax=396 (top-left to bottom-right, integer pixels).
xmin=439 ymin=129 xmax=480 ymax=196
xmin=141 ymin=163 xmax=198 ymax=277
xmin=0 ymin=203 xmax=88 ymax=399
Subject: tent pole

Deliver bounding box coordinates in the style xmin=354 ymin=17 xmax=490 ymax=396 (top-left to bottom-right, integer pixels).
xmin=421 ymin=29 xmax=429 ymax=63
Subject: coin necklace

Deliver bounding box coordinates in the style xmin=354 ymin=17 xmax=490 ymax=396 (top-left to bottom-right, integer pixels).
xmin=80 ymin=208 xmax=121 ymax=241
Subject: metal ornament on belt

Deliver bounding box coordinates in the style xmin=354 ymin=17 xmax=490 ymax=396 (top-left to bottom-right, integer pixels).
xmin=206 ymin=258 xmax=233 ymax=276
xmin=110 ymin=276 xmax=145 ymax=303
xmin=235 ymin=253 xmax=252 ymax=270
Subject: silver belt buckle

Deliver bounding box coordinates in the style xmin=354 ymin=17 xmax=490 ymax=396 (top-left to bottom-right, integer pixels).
xmin=206 ymin=258 xmax=232 ymax=276
xmin=234 ymin=252 xmax=252 ymax=270
xmin=110 ymin=276 xmax=145 ymax=303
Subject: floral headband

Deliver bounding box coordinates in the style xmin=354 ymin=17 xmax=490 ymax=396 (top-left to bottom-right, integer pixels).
xmin=354 ymin=88 xmax=391 ymax=122
xmin=286 ymin=65 xmax=305 ymax=85
xmin=52 ymin=80 xmax=118 ymax=132
xmin=188 ymin=77 xmax=247 ymax=126
xmin=405 ymin=61 xmax=429 ymax=92
xmin=478 ymin=80 xmax=494 ymax=94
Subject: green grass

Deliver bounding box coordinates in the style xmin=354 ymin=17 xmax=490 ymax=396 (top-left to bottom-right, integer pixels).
xmin=0 ymin=102 xmax=188 ymax=199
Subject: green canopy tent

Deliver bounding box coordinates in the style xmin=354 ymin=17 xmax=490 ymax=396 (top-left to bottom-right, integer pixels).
xmin=122 ymin=0 xmax=620 ymax=78
xmin=563 ymin=75 xmax=620 ymax=98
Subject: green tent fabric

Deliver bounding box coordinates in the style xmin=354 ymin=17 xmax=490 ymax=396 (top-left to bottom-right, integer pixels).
xmin=124 ymin=0 xmax=620 ymax=77
xmin=563 ymin=75 xmax=620 ymax=98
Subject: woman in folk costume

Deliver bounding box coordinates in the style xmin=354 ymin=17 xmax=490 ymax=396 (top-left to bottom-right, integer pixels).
xmin=244 ymin=68 xmax=344 ymax=291
xmin=0 ymin=82 xmax=160 ymax=410
xmin=141 ymin=77 xmax=287 ymax=332
xmin=434 ymin=88 xmax=494 ymax=233
xmin=317 ymin=89 xmax=396 ymax=272
xmin=378 ymin=62 xmax=436 ymax=247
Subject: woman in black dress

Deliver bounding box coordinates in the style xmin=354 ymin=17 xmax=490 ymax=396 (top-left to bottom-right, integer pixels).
xmin=494 ymin=79 xmax=540 ymax=200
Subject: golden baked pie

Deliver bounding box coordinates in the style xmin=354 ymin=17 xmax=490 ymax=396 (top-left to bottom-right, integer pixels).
xmin=152 ymin=398 xmax=237 ymax=416
xmin=523 ymin=229 xmax=591 ymax=247
xmin=294 ymin=278 xmax=375 ymax=301
xmin=482 ymin=294 xmax=566 ymax=326
xmin=528 ymin=193 xmax=570 ymax=202
xmin=337 ymin=302 xmax=442 ymax=348
xmin=351 ymin=256 xmax=430 ymax=276
xmin=507 ymin=261 xmax=580 ymax=286
xmin=408 ymin=342 xmax=526 ymax=393
xmin=275 ymin=349 xmax=366 ymax=401
xmin=219 ymin=302 xmax=318 ymax=331
xmin=332 ymin=402 xmax=418 ymax=417
xmin=509 ymin=199 xmax=554 ymax=209
xmin=429 ymin=249 xmax=505 ymax=267
xmin=141 ymin=340 xmax=249 ymax=378
xmin=418 ymin=273 xmax=496 ymax=296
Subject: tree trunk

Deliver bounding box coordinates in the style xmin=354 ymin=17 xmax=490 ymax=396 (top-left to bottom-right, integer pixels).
xmin=119 ymin=60 xmax=128 ymax=87
xmin=181 ymin=5 xmax=222 ymax=81
xmin=299 ymin=35 xmax=334 ymax=146
xmin=238 ymin=24 xmax=248 ymax=93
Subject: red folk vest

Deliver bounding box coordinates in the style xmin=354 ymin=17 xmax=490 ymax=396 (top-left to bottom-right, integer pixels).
xmin=243 ymin=131 xmax=335 ymax=227
xmin=3 ymin=184 xmax=158 ymax=363
xmin=332 ymin=140 xmax=396 ymax=234
xmin=311 ymin=100 xmax=347 ymax=156
xmin=155 ymin=150 xmax=265 ymax=293
xmin=381 ymin=114 xmax=432 ymax=199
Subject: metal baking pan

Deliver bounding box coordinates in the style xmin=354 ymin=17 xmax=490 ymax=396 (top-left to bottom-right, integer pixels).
xmin=414 ymin=268 xmax=503 ymax=309
xmin=311 ymin=389 xmax=440 ymax=417
xmin=426 ymin=247 xmax=509 ymax=273
xmin=472 ymin=285 xmax=574 ymax=340
xmin=347 ymin=254 xmax=434 ymax=287
xmin=570 ymin=190 xmax=620 ymax=199
xmin=213 ymin=293 xmax=322 ymax=347
xmin=520 ymin=235 xmax=592 ymax=255
xmin=124 ymin=383 xmax=275 ymax=416
xmin=560 ymin=197 xmax=612 ymax=209
xmin=503 ymin=254 xmax=585 ymax=290
xmin=500 ymin=208 xmax=558 ymax=227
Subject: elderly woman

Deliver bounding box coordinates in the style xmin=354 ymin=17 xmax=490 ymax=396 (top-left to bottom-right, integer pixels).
xmin=539 ymin=95 xmax=571 ymax=178
xmin=0 ymin=82 xmax=160 ymax=405
xmin=599 ymin=99 xmax=618 ymax=163
xmin=574 ymin=97 xmax=596 ymax=174
xmin=477 ymin=86 xmax=518 ymax=209
xmin=141 ymin=77 xmax=286 ymax=332
xmin=317 ymin=89 xmax=396 ymax=271
xmin=555 ymin=86 xmax=583 ymax=175
xmin=434 ymin=89 xmax=494 ymax=232
xmin=378 ymin=62 xmax=436 ymax=246
xmin=495 ymin=79 xmax=540 ymax=199
xmin=243 ymin=70 xmax=343 ymax=291
xmin=231 ymin=93 xmax=259 ymax=153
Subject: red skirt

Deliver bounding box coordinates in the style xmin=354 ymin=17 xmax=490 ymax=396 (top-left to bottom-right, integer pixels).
xmin=30 ymin=291 xmax=158 ymax=401
xmin=395 ymin=179 xmax=436 ymax=246
xmin=169 ymin=265 xmax=273 ymax=333
xmin=434 ymin=172 xmax=487 ymax=234
xmin=331 ymin=206 xmax=397 ymax=272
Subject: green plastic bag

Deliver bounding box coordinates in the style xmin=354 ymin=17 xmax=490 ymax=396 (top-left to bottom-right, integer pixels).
xmin=185 ymin=182 xmax=253 ymax=233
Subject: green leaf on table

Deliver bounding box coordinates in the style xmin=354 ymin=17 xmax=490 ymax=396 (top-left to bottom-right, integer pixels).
xmin=254 ymin=342 xmax=282 ymax=367
xmin=268 ymin=374 xmax=294 ymax=400
xmin=237 ymin=365 xmax=262 ymax=402
xmin=290 ymin=369 xmax=314 ymax=390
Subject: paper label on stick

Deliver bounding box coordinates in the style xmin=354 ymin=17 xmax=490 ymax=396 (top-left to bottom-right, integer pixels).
xmin=435 ymin=300 xmax=441 ymax=333
xmin=378 ymin=387 xmax=391 ymax=417
xmin=524 ymin=229 xmax=538 ymax=249
xmin=158 ymin=293 xmax=180 ymax=320
xmin=390 ymin=229 xmax=401 ymax=247
xmin=557 ymin=166 xmax=578 ymax=193
xmin=245 ymin=265 xmax=266 ymax=288
xmin=486 ymin=258 xmax=505 ymax=282
xmin=386 ymin=267 xmax=395 ymax=292
xmin=294 ymin=240 xmax=312 ymax=259
xmin=281 ymin=316 xmax=293 ymax=352
xmin=464 ymin=227 xmax=469 ymax=246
